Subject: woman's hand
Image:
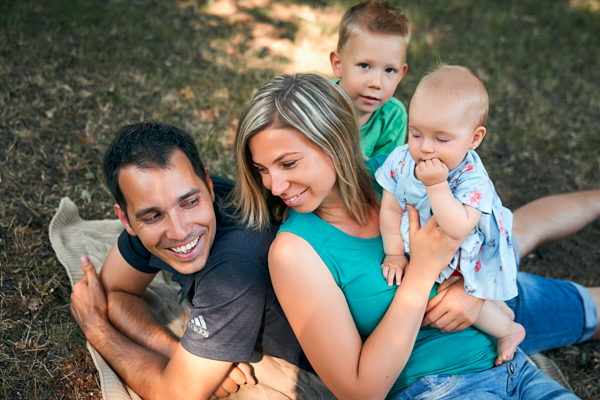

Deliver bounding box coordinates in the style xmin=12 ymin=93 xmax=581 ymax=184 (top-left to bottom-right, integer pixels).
xmin=405 ymin=205 xmax=464 ymax=279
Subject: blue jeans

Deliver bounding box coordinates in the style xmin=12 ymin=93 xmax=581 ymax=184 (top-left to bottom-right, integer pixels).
xmin=392 ymin=348 xmax=578 ymax=400
xmin=508 ymin=272 xmax=597 ymax=354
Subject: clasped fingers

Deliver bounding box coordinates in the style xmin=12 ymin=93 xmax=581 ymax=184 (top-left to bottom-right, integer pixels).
xmin=415 ymin=159 xmax=449 ymax=187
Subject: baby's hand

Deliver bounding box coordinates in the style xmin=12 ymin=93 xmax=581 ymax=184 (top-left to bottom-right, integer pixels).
xmin=415 ymin=159 xmax=449 ymax=187
xmin=381 ymin=255 xmax=409 ymax=287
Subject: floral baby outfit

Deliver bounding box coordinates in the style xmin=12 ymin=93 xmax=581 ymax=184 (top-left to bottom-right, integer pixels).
xmin=375 ymin=145 xmax=518 ymax=300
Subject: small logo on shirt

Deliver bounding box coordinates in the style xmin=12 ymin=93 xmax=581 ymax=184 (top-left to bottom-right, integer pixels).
xmin=188 ymin=315 xmax=210 ymax=337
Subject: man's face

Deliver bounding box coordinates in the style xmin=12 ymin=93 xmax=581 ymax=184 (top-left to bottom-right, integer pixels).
xmin=331 ymin=32 xmax=408 ymax=125
xmin=115 ymin=150 xmax=217 ymax=275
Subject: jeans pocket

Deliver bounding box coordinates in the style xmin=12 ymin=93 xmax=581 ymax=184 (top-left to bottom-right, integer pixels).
xmin=410 ymin=375 xmax=460 ymax=400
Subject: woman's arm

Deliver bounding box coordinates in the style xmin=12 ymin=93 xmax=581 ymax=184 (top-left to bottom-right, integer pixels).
xmin=269 ymin=207 xmax=462 ymax=400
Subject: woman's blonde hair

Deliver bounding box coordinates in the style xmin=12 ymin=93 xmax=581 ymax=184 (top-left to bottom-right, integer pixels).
xmin=230 ymin=73 xmax=379 ymax=230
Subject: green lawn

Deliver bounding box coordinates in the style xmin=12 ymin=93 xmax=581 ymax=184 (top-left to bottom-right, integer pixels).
xmin=1 ymin=0 xmax=599 ymax=398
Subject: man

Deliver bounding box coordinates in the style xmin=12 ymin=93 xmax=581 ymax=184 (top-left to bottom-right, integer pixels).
xmin=70 ymin=122 xmax=320 ymax=400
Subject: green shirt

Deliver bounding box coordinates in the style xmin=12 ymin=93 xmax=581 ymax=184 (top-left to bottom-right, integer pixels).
xmin=332 ymin=79 xmax=407 ymax=158
xmin=362 ymin=96 xmax=407 ymax=158
xmin=279 ymin=190 xmax=497 ymax=398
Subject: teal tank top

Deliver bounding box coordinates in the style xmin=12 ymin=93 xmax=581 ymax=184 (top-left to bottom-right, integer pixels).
xmin=279 ymin=209 xmax=497 ymax=398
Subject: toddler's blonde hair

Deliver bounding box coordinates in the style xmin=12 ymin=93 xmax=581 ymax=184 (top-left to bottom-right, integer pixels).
xmin=337 ymin=0 xmax=411 ymax=53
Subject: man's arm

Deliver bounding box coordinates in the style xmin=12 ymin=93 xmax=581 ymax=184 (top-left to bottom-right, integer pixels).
xmin=72 ymin=257 xmax=235 ymax=400
xmin=99 ymin=242 xmax=178 ymax=358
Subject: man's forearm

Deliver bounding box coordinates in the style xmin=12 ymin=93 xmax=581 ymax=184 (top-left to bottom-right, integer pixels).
xmin=107 ymin=291 xmax=179 ymax=359
xmin=86 ymin=318 xmax=173 ymax=398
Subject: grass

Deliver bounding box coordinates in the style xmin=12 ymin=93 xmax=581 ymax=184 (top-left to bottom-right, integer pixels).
xmin=1 ymin=0 xmax=599 ymax=398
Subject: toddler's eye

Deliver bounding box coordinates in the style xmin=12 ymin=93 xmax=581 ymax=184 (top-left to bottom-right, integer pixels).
xmin=385 ymin=68 xmax=397 ymax=74
xmin=358 ymin=63 xmax=370 ymax=70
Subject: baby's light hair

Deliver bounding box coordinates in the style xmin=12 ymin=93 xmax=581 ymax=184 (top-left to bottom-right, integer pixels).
xmin=414 ymin=64 xmax=489 ymax=127
xmin=337 ymin=0 xmax=411 ymax=53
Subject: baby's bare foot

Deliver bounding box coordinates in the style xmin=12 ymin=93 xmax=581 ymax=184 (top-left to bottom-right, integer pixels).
xmin=495 ymin=322 xmax=526 ymax=366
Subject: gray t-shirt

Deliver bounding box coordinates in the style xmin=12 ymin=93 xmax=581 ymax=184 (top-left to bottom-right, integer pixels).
xmin=117 ymin=176 xmax=311 ymax=370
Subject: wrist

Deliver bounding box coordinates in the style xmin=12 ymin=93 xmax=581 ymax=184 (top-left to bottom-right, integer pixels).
xmin=424 ymin=180 xmax=448 ymax=191
xmin=84 ymin=315 xmax=112 ymax=344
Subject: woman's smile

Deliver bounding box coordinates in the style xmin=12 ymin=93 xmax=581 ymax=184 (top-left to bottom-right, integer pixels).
xmin=249 ymin=126 xmax=339 ymax=214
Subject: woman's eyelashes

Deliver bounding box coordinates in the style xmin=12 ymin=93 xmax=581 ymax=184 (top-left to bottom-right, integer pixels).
xmin=254 ymin=160 xmax=298 ymax=174
xmin=282 ymin=160 xmax=298 ymax=168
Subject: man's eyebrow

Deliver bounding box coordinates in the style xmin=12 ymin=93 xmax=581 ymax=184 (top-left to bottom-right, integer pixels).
xmin=178 ymin=188 xmax=202 ymax=203
xmin=134 ymin=189 xmax=202 ymax=220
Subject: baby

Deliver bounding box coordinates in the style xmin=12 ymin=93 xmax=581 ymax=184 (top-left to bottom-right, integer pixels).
xmin=375 ymin=65 xmax=525 ymax=366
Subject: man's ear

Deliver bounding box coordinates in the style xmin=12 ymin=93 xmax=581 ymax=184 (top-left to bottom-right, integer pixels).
xmin=330 ymin=51 xmax=343 ymax=79
xmin=204 ymin=169 xmax=215 ymax=202
xmin=470 ymin=126 xmax=487 ymax=150
xmin=115 ymin=204 xmax=136 ymax=236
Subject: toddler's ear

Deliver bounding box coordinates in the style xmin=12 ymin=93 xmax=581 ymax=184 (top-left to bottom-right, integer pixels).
xmin=470 ymin=126 xmax=487 ymax=150
xmin=330 ymin=51 xmax=343 ymax=79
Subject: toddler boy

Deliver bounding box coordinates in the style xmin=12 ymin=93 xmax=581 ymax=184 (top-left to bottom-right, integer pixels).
xmin=330 ymin=0 xmax=410 ymax=158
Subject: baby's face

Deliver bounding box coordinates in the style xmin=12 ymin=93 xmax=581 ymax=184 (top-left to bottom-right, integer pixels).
xmin=408 ymin=96 xmax=482 ymax=171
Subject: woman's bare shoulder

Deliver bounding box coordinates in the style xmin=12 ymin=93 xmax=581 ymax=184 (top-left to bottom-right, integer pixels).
xmin=269 ymin=231 xmax=316 ymax=267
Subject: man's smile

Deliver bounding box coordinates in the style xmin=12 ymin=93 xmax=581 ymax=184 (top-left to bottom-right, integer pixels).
xmin=169 ymin=235 xmax=201 ymax=254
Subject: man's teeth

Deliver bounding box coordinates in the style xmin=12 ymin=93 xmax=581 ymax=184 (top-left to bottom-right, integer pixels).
xmin=170 ymin=236 xmax=200 ymax=254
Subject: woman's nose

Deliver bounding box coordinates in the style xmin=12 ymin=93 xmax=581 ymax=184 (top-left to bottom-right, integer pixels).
xmin=270 ymin=172 xmax=291 ymax=197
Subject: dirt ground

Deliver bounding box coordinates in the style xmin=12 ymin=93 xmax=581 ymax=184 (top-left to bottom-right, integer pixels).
xmin=1 ymin=0 xmax=599 ymax=398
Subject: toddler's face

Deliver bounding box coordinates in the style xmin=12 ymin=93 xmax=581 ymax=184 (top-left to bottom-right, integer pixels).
xmin=408 ymin=97 xmax=483 ymax=171
xmin=332 ymin=32 xmax=407 ymax=125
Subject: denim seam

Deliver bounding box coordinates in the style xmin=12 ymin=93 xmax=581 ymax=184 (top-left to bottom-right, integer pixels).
xmin=536 ymin=388 xmax=572 ymax=400
xmin=415 ymin=375 xmax=460 ymax=400
xmin=566 ymin=280 xmax=598 ymax=342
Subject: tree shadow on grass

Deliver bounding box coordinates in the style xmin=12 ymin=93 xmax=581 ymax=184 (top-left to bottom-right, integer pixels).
xmin=0 ymin=0 xmax=298 ymax=398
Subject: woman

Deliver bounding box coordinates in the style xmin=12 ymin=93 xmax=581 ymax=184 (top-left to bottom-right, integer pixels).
xmin=231 ymin=73 xmax=598 ymax=399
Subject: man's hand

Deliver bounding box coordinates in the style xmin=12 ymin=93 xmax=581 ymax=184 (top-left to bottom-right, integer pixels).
xmin=415 ymin=159 xmax=449 ymax=187
xmin=211 ymin=363 xmax=256 ymax=399
xmin=71 ymin=256 xmax=109 ymax=337
xmin=422 ymin=277 xmax=485 ymax=332
xmin=381 ymin=255 xmax=409 ymax=287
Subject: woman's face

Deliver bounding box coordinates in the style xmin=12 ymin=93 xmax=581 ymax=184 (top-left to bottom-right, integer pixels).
xmin=249 ymin=127 xmax=339 ymax=214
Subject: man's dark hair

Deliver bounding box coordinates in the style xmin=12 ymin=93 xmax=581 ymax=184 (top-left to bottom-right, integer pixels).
xmin=103 ymin=121 xmax=207 ymax=217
